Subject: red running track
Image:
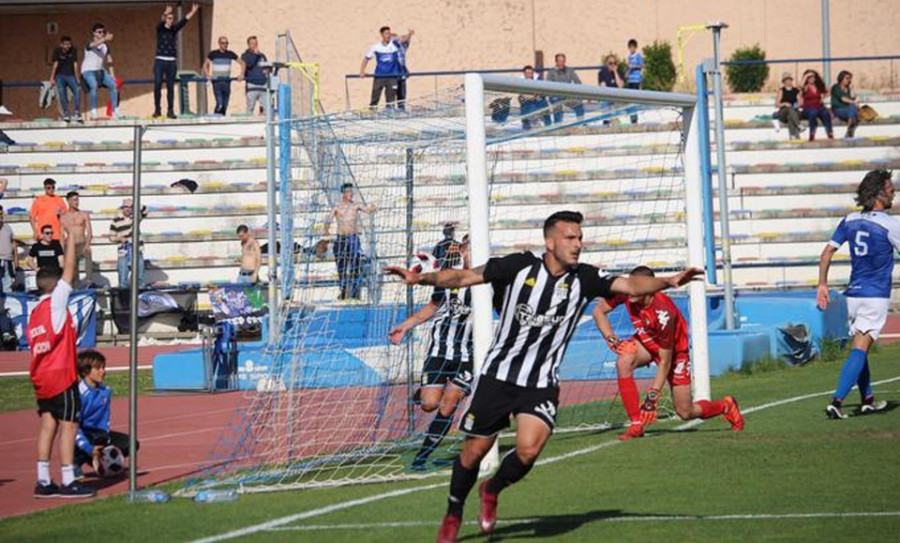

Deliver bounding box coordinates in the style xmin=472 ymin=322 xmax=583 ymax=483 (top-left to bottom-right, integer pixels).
xmin=0 ymin=392 xmax=248 ymax=519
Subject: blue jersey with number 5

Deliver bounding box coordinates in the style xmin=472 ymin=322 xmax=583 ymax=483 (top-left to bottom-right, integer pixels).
xmin=829 ymin=211 xmax=900 ymax=298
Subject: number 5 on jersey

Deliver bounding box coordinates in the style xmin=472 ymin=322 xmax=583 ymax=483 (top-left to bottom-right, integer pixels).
xmin=854 ymin=231 xmax=869 ymax=256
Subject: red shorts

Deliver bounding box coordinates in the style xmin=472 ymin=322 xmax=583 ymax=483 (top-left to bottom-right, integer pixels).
xmin=649 ymin=351 xmax=691 ymax=387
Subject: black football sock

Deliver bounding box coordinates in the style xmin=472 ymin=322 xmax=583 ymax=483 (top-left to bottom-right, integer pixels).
xmin=447 ymin=456 xmax=479 ymax=517
xmin=486 ymin=449 xmax=533 ymax=495
xmin=415 ymin=412 xmax=454 ymax=463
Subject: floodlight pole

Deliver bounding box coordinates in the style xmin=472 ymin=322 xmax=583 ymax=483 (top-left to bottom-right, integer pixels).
xmin=707 ymin=21 xmax=736 ymax=330
xmin=128 ymin=125 xmax=144 ymax=498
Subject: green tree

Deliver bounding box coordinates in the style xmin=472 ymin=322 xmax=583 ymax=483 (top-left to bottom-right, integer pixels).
xmin=725 ymin=45 xmax=770 ymax=92
xmin=642 ymin=41 xmax=676 ymax=91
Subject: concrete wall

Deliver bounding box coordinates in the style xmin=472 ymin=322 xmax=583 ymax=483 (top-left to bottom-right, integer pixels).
xmin=2 ymin=0 xmax=899 ymax=119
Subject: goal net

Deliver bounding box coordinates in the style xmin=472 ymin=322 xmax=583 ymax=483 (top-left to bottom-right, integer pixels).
xmin=184 ymin=74 xmax=708 ymax=494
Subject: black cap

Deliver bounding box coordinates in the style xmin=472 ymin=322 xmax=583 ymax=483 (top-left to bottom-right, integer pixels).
xmin=43 ymin=178 xmax=56 ymax=186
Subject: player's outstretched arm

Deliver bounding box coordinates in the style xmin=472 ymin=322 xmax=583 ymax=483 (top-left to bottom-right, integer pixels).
xmin=384 ymin=265 xmax=486 ymax=289
xmin=61 ymin=226 xmax=77 ymax=286
xmin=817 ymin=244 xmax=838 ymax=310
xmin=610 ymin=267 xmax=704 ymax=297
xmin=388 ymin=301 xmax=439 ymax=345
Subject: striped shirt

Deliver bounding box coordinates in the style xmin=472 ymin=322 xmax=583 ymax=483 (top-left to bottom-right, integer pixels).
xmin=108 ymin=209 xmax=148 ymax=246
xmin=481 ymin=251 xmax=616 ymax=388
xmin=427 ymin=286 xmax=473 ymax=362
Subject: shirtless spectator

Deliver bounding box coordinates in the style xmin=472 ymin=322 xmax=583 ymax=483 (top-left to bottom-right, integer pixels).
xmin=325 ymin=183 xmax=376 ymax=300
xmin=60 ymin=191 xmax=93 ymax=287
xmin=30 ymin=178 xmax=67 ymax=240
xmin=236 ymin=225 xmax=260 ymax=284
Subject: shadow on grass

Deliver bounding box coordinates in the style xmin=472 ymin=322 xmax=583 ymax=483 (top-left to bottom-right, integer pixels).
xmin=458 ymin=509 xmax=651 ymax=540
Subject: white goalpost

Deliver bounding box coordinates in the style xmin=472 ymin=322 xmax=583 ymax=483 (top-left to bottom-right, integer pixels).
xmin=184 ymin=71 xmax=712 ymax=495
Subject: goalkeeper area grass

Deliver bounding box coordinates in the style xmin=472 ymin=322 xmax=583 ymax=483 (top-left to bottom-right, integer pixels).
xmin=2 ymin=344 xmax=899 ymax=542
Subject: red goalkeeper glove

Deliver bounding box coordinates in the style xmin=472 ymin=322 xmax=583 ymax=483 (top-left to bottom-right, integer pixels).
xmin=606 ymin=335 xmax=637 ymax=355
xmin=639 ymin=388 xmax=661 ymax=426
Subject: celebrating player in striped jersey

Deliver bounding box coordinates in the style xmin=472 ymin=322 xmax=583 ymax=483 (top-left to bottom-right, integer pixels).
xmin=389 ymin=236 xmax=474 ymax=470
xmin=386 ymin=211 xmax=703 ymax=543
xmin=818 ymin=169 xmax=895 ymax=419
xmin=593 ymin=265 xmax=744 ymax=441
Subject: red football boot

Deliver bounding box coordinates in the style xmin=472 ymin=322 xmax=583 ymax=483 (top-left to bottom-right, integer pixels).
xmin=723 ymin=396 xmax=745 ymax=431
xmin=478 ymin=480 xmax=499 ymax=534
xmin=436 ymin=513 xmax=462 ymax=543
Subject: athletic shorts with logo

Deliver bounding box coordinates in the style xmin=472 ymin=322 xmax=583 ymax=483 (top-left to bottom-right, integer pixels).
xmin=36 ymin=380 xmax=80 ymax=422
xmin=421 ymin=356 xmax=474 ymax=393
xmin=458 ymin=374 xmax=559 ymax=437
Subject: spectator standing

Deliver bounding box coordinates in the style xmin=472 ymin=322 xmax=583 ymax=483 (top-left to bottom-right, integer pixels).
xmin=625 ymin=39 xmax=643 ymax=123
xmin=774 ymin=72 xmax=802 ymax=140
xmin=325 ymin=183 xmax=376 ymax=300
xmin=236 ymin=225 xmax=261 ymax=284
xmin=28 ymin=227 xmax=64 ymax=272
xmin=800 ymin=69 xmax=833 ymax=142
xmin=241 ymin=36 xmax=269 ymax=115
xmin=60 ymin=191 xmax=93 ymax=287
xmin=392 ymin=29 xmax=414 ymax=110
xmin=81 ymin=23 xmax=117 ymax=119
xmin=153 ymin=3 xmax=200 ymax=119
xmin=545 ymin=53 xmax=584 ymax=123
xmin=49 ymin=36 xmax=82 ymax=123
xmin=831 ymin=70 xmax=860 ymax=138
xmin=108 ymin=199 xmax=147 ymax=289
xmin=204 ymin=36 xmax=244 ymax=115
xmin=30 ymin=178 xmax=67 ymax=241
xmin=360 ymin=26 xmax=402 ymax=110
xmin=0 ymin=206 xmax=18 ymax=294
xmin=519 ymin=65 xmax=551 ymax=130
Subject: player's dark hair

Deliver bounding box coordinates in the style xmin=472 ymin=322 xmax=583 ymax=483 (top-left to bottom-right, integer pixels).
xmin=43 ymin=178 xmax=56 ymax=186
xmin=77 ymin=349 xmax=106 ymax=377
xmin=66 ymin=191 xmax=79 ymax=200
xmin=628 ymin=39 xmax=638 ymax=48
xmin=340 ymin=182 xmax=354 ymax=192
xmin=554 ymin=53 xmax=566 ymax=62
xmin=61 ymin=35 xmax=72 ymax=43
xmin=523 ymin=65 xmax=534 ymax=72
xmin=837 ymin=70 xmax=852 ymax=85
xmin=856 ymin=169 xmax=894 ymax=211
xmin=246 ymin=35 xmax=257 ymax=44
xmin=36 ymin=267 xmax=62 ymax=294
xmin=630 ymin=265 xmax=655 ymax=278
xmin=91 ymin=23 xmax=105 ymax=32
xmin=379 ymin=26 xmax=391 ymax=34
xmin=543 ymin=210 xmax=583 ymax=236
xmin=236 ymin=224 xmax=249 ymax=234
xmin=41 ymin=223 xmax=53 ymax=233
xmin=802 ymin=69 xmax=826 ymax=94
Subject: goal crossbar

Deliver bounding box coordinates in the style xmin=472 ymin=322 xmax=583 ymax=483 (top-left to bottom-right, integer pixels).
xmin=480 ymin=74 xmax=697 ymax=107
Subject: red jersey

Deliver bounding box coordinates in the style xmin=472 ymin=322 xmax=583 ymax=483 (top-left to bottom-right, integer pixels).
xmin=609 ymin=292 xmax=689 ymax=356
xmin=27 ymin=294 xmax=77 ymax=400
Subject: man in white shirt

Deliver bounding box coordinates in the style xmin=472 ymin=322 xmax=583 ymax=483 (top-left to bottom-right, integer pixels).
xmin=81 ymin=23 xmax=117 ymax=119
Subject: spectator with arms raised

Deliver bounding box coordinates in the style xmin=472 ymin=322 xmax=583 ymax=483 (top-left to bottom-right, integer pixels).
xmin=360 ymin=26 xmax=402 ymax=110
xmin=81 ymin=23 xmax=117 ymax=119
xmin=153 ymin=3 xmax=200 ymax=119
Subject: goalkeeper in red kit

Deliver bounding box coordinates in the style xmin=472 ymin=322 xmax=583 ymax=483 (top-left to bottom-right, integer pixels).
xmin=592 ymin=266 xmax=744 ymax=440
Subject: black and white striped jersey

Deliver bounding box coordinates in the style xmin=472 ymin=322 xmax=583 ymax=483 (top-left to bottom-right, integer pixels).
xmin=426 ymin=286 xmax=473 ymax=362
xmin=481 ymin=251 xmax=616 ymax=388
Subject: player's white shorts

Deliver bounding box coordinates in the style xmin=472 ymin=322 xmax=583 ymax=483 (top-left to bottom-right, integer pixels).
xmin=846 ymin=297 xmax=890 ymax=341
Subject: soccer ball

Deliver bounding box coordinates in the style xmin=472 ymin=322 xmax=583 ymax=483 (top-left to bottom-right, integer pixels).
xmin=98 ymin=445 xmax=125 ymax=478
xmin=409 ymin=252 xmax=439 ymax=274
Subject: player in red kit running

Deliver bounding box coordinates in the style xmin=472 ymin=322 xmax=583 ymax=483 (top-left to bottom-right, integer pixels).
xmin=593 ymin=265 xmax=744 ymax=440
xmin=28 ymin=230 xmax=95 ymax=498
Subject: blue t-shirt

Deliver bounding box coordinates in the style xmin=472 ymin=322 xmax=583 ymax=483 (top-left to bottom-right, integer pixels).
xmin=365 ymin=41 xmax=401 ymax=77
xmin=393 ymin=38 xmax=410 ymax=76
xmin=241 ymin=50 xmax=268 ymax=86
xmin=829 ymin=211 xmax=900 ymax=298
xmin=627 ymin=51 xmax=644 ymax=85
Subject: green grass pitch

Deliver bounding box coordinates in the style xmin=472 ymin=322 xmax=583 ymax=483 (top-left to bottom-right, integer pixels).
xmin=2 ymin=345 xmax=899 ymax=542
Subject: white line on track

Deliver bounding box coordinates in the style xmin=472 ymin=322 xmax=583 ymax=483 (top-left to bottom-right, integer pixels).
xmin=263 ymin=511 xmax=900 ymax=532
xmin=189 ymin=376 xmax=900 ymax=543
